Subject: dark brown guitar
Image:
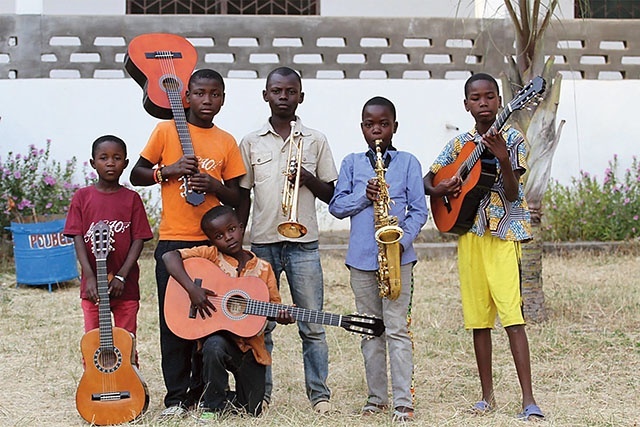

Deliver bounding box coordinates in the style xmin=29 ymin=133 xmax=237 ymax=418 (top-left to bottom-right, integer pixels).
xmin=125 ymin=33 xmax=205 ymax=206
xmin=165 ymin=257 xmax=385 ymax=340
xmin=431 ymin=76 xmax=546 ymax=234
xmin=75 ymin=221 xmax=149 ymax=425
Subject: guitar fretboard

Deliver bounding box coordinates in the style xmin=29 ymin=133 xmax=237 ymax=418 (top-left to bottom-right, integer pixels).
xmin=96 ymin=258 xmax=114 ymax=351
xmin=458 ymin=103 xmax=513 ymax=180
xmin=244 ymin=300 xmax=344 ymax=328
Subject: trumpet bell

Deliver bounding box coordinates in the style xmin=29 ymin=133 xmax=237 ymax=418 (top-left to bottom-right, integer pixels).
xmin=277 ymin=221 xmax=308 ymax=239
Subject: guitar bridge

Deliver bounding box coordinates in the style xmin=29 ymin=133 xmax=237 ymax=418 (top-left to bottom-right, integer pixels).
xmin=91 ymin=391 xmax=131 ymax=401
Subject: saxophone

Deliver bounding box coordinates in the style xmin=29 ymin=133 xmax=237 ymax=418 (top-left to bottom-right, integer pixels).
xmin=373 ymin=139 xmax=404 ymax=300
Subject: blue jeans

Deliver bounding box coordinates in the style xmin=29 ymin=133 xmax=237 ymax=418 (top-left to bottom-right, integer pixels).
xmin=251 ymin=241 xmax=331 ymax=405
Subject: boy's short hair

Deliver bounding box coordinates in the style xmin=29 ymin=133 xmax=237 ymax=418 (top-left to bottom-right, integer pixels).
xmin=91 ymin=134 xmax=127 ymax=158
xmin=200 ymin=205 xmax=237 ymax=232
xmin=266 ymin=66 xmax=302 ymax=89
xmin=189 ymin=68 xmax=225 ymax=91
xmin=464 ymin=73 xmax=499 ymax=98
xmin=362 ymin=96 xmax=396 ymax=121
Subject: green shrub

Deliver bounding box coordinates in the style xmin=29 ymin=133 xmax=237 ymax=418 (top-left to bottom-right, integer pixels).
xmin=1 ymin=140 xmax=81 ymax=233
xmin=1 ymin=140 xmax=161 ymax=240
xmin=542 ymin=155 xmax=640 ymax=241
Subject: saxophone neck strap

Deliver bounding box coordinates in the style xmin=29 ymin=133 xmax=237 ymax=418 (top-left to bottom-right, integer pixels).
xmin=366 ymin=145 xmax=396 ymax=170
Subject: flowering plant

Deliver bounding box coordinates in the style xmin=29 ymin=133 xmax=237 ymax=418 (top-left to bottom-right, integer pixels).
xmin=1 ymin=140 xmax=82 ymax=233
xmin=542 ymin=155 xmax=640 ymax=241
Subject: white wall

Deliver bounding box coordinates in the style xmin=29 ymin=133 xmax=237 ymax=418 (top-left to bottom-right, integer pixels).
xmin=2 ymin=0 xmax=576 ymax=18
xmin=1 ymin=77 xmax=638 ymax=230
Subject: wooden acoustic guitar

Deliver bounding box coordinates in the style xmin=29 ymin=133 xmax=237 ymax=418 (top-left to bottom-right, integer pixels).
xmin=431 ymin=76 xmax=546 ymax=234
xmin=165 ymin=257 xmax=386 ymax=340
xmin=125 ymin=33 xmax=205 ymax=206
xmin=76 ymin=221 xmax=149 ymax=425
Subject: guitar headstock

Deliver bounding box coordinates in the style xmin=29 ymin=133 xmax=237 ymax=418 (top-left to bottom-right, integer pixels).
xmin=91 ymin=220 xmax=112 ymax=261
xmin=508 ymin=76 xmax=546 ymax=112
xmin=341 ymin=313 xmax=385 ymax=337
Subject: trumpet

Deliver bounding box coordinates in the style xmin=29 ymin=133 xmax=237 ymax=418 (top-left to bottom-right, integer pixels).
xmin=277 ymin=121 xmax=308 ymax=239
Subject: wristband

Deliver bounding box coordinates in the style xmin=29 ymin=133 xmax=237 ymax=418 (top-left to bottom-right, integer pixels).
xmin=114 ymin=274 xmax=126 ymax=284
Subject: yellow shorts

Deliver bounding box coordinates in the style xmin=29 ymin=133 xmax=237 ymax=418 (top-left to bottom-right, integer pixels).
xmin=458 ymin=231 xmax=525 ymax=329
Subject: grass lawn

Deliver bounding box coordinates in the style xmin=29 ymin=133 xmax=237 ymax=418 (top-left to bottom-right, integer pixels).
xmin=0 ymin=249 xmax=638 ymax=426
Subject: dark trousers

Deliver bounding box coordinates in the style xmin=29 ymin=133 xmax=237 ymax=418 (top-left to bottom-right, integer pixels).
xmin=155 ymin=239 xmax=209 ymax=408
xmin=201 ymin=333 xmax=265 ymax=416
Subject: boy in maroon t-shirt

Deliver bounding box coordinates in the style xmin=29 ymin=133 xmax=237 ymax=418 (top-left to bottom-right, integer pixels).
xmin=64 ymin=135 xmax=153 ymax=339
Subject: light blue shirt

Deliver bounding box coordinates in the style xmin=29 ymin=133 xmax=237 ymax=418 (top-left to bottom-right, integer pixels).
xmin=329 ymin=148 xmax=429 ymax=271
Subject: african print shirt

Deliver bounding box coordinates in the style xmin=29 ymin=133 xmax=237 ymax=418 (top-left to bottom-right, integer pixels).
xmin=429 ymin=125 xmax=532 ymax=242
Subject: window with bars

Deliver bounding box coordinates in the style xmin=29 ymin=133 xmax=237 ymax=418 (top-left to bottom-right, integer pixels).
xmin=127 ymin=0 xmax=318 ymax=15
xmin=575 ymin=0 xmax=640 ymax=18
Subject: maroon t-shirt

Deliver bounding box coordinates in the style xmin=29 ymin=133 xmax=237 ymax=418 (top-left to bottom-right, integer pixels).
xmin=64 ymin=185 xmax=153 ymax=300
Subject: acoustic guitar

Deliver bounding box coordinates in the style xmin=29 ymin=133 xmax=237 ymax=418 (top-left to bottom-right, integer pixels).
xmin=165 ymin=257 xmax=386 ymax=340
xmin=431 ymin=76 xmax=546 ymax=234
xmin=75 ymin=221 xmax=149 ymax=426
xmin=125 ymin=33 xmax=205 ymax=206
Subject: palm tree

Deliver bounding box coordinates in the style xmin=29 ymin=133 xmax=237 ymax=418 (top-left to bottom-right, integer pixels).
xmin=498 ymin=0 xmax=572 ymax=322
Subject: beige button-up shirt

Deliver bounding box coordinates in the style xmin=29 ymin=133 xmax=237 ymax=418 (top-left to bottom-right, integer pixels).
xmin=239 ymin=118 xmax=338 ymax=243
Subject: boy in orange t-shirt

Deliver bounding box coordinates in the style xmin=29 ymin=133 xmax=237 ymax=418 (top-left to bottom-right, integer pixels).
xmin=130 ymin=69 xmax=246 ymax=416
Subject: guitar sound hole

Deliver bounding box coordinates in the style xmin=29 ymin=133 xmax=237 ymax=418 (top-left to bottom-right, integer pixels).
xmin=226 ymin=295 xmax=248 ymax=316
xmin=94 ymin=347 xmax=122 ymax=373
xmin=161 ymin=76 xmax=180 ymax=92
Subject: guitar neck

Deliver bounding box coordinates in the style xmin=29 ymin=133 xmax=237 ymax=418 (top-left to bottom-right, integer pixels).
xmin=244 ymin=300 xmax=343 ymax=328
xmin=96 ymin=259 xmax=114 ymax=349
xmin=166 ymin=88 xmax=195 ymax=156
xmin=461 ymin=104 xmax=514 ymax=175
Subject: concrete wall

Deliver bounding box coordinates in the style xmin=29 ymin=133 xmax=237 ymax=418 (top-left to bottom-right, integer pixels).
xmin=2 ymin=15 xmax=638 ymax=80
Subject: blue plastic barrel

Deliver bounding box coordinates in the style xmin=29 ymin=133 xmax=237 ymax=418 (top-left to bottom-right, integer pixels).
xmin=7 ymin=219 xmax=79 ymax=291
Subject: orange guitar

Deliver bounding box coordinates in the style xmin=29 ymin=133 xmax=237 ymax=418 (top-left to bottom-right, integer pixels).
xmin=76 ymin=221 xmax=149 ymax=426
xmin=125 ymin=33 xmax=204 ymax=206
xmin=165 ymin=257 xmax=385 ymax=340
xmin=431 ymin=76 xmax=546 ymax=234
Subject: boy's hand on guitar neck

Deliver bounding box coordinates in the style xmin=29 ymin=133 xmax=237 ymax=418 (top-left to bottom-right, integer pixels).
xmin=189 ymin=173 xmax=223 ymax=195
xmin=481 ymin=129 xmax=509 ymax=165
xmin=164 ymin=154 xmax=200 ymax=180
xmin=275 ymin=308 xmax=296 ymax=325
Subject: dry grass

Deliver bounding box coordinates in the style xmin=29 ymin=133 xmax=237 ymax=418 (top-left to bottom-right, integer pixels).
xmin=0 ymin=250 xmax=639 ymax=427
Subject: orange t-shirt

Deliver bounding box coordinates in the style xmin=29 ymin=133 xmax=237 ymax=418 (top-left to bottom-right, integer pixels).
xmin=177 ymin=245 xmax=281 ymax=365
xmin=141 ymin=121 xmax=246 ymax=241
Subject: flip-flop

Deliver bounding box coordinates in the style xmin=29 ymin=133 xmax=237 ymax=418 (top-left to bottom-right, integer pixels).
xmin=517 ymin=403 xmax=545 ymax=421
xmin=470 ymin=400 xmax=493 ymax=414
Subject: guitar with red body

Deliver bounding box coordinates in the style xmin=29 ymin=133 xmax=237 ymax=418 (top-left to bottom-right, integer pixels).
xmin=165 ymin=257 xmax=385 ymax=340
xmin=75 ymin=221 xmax=149 ymax=425
xmin=431 ymin=76 xmax=546 ymax=234
xmin=125 ymin=33 xmax=205 ymax=206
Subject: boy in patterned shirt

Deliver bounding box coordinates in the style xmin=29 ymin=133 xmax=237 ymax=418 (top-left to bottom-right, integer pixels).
xmin=423 ymin=73 xmax=544 ymax=421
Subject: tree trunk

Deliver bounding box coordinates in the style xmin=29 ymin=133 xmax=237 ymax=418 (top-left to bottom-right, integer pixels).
xmin=520 ymin=208 xmax=547 ymax=322
xmin=502 ymin=59 xmax=563 ymax=323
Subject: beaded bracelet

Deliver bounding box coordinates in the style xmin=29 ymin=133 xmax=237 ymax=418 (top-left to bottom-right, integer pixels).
xmin=153 ymin=167 xmax=166 ymax=184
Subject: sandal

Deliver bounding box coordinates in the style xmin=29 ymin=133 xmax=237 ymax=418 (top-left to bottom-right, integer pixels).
xmin=361 ymin=402 xmax=388 ymax=415
xmin=517 ymin=403 xmax=545 ymax=421
xmin=469 ymin=400 xmax=493 ymax=414
xmin=392 ymin=406 xmax=415 ymax=422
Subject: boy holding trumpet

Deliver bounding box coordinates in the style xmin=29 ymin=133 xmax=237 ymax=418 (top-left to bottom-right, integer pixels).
xmin=237 ymin=66 xmax=337 ymax=414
